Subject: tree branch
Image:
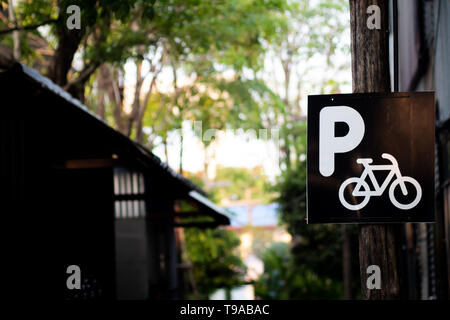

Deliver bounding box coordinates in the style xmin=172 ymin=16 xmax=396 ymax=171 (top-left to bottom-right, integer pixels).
xmin=0 ymin=18 xmax=58 ymax=36
xmin=63 ymin=62 xmax=101 ymax=92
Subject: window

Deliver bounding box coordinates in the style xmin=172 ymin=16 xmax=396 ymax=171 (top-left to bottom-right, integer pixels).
xmin=113 ymin=168 xmax=146 ymax=219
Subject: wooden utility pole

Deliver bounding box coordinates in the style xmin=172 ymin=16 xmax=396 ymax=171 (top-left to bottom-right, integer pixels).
xmin=350 ymin=0 xmax=402 ymax=299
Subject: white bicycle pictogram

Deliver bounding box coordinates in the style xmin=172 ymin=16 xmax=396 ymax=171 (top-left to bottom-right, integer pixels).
xmin=339 ymin=153 xmax=422 ymax=211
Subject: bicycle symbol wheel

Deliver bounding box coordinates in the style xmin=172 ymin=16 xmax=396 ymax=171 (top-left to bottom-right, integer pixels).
xmin=389 ymin=176 xmax=422 ymax=210
xmin=339 ymin=178 xmax=371 ymax=211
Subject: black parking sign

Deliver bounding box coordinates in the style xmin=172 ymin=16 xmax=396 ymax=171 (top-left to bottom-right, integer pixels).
xmin=307 ymin=92 xmax=435 ymax=224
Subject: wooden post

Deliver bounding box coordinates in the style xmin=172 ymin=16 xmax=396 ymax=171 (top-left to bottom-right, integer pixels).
xmin=350 ymin=0 xmax=402 ymax=299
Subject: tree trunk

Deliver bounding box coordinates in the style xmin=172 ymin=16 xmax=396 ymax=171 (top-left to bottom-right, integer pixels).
xmin=7 ymin=0 xmax=21 ymax=60
xmin=342 ymin=225 xmax=353 ymax=299
xmin=281 ymin=58 xmax=292 ymax=171
xmin=179 ymin=131 xmax=183 ymax=174
xmin=97 ymin=88 xmax=105 ymax=119
xmin=67 ymin=77 xmax=87 ymax=103
xmin=350 ymin=0 xmax=402 ymax=299
xmin=136 ymin=67 xmax=160 ymax=144
xmin=65 ymin=62 xmax=101 ymax=102
xmin=125 ymin=60 xmax=144 ymax=137
xmin=47 ymin=27 xmax=83 ymax=86
xmin=163 ymin=135 xmax=169 ymax=163
xmin=96 ymin=65 xmax=110 ymax=119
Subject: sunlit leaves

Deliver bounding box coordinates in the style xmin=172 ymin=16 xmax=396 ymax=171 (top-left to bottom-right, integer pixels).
xmin=184 ymin=228 xmax=247 ymax=298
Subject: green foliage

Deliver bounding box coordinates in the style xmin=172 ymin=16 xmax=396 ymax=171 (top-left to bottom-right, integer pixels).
xmin=4 ymin=0 xmax=290 ymax=149
xmin=276 ymin=160 xmax=307 ymax=235
xmin=154 ymin=0 xmax=287 ymax=70
xmin=5 ymin=0 xmax=157 ymax=72
xmin=209 ymin=166 xmax=272 ymax=204
xmin=277 ymin=157 xmax=343 ymax=279
xmin=266 ymin=1 xmax=355 ymax=290
xmin=271 ymin=157 xmax=360 ymax=298
xmin=254 ymin=242 xmax=343 ymax=299
xmin=184 ymin=227 xmax=247 ymax=299
xmin=215 ymin=77 xmax=285 ymax=131
xmin=139 ymin=0 xmax=288 ymax=148
xmin=80 ymin=0 xmax=284 ymax=149
xmin=263 ymin=0 xmax=350 ymax=170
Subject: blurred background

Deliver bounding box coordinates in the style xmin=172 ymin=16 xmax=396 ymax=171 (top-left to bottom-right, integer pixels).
xmin=1 ymin=0 xmax=448 ymax=300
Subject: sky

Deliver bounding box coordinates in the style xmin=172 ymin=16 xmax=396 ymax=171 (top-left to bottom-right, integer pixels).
xmin=151 ymin=122 xmax=283 ymax=181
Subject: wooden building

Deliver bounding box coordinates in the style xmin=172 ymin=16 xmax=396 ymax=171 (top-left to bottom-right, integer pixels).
xmin=0 ymin=62 xmax=230 ymax=300
xmin=395 ymin=0 xmax=449 ymax=299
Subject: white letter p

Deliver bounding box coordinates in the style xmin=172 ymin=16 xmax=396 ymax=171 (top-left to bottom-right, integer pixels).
xmin=319 ymin=106 xmax=365 ymax=177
